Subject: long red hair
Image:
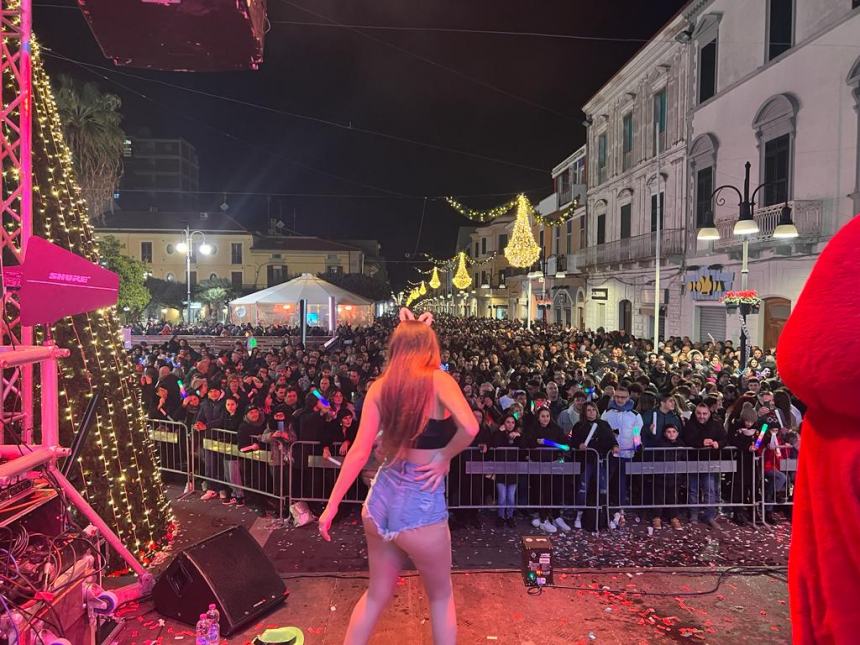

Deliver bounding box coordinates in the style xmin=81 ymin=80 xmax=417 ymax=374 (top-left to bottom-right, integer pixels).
xmin=378 ymin=320 xmax=441 ymax=459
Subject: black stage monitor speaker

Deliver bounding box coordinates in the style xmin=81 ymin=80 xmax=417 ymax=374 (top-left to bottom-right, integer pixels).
xmin=153 ymin=525 xmax=286 ymax=635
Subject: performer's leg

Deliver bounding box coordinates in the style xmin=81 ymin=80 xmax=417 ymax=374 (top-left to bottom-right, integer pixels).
xmin=344 ymin=512 xmax=404 ymax=645
xmin=396 ymin=521 xmax=455 ymax=645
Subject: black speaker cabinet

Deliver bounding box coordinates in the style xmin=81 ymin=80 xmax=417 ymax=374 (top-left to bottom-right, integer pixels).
xmin=153 ymin=525 xmax=286 ymax=635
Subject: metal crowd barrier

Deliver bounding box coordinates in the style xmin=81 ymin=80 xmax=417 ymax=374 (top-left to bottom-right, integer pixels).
xmin=189 ymin=427 xmax=289 ymax=521
xmin=288 ymin=444 xmax=602 ymax=523
xmin=760 ymin=446 xmax=796 ymax=524
xmin=147 ymin=418 xmax=194 ymax=494
xmin=452 ymin=447 xmax=601 ymax=521
xmin=607 ymin=446 xmax=758 ymax=525
xmin=288 ymin=440 xmax=379 ymax=506
xmin=148 ymin=433 xmax=792 ymax=531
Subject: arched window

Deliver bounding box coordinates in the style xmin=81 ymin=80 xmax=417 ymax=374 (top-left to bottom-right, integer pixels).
xmin=618 ymin=299 xmax=633 ymax=334
xmin=690 ymin=134 xmax=719 ymax=229
xmin=752 ymin=93 xmax=799 ymax=205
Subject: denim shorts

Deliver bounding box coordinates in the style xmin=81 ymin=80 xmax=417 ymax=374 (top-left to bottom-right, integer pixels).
xmin=364 ymin=460 xmax=448 ymax=541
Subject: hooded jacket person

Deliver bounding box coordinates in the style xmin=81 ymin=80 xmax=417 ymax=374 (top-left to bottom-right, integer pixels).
xmin=640 ymin=394 xmax=683 ymax=448
xmin=600 ymin=386 xmax=643 ymax=458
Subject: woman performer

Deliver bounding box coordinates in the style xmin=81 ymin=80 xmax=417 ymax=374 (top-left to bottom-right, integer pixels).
xmin=318 ymin=308 xmax=478 ymax=644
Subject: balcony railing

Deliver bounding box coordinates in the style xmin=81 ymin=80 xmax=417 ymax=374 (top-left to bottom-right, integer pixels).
xmin=557 ymin=186 xmax=573 ymax=207
xmin=713 ymin=200 xmax=823 ymax=249
xmin=574 ymin=228 xmax=684 ymax=268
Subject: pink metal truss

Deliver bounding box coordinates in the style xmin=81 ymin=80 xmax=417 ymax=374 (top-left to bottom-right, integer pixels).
xmin=0 ymin=0 xmax=33 ymax=440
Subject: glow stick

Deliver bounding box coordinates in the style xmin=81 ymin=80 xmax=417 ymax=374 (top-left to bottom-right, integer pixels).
xmin=753 ymin=423 xmax=770 ymax=450
xmin=632 ymin=426 xmax=642 ymax=448
xmin=326 ymin=456 xmax=342 ymax=466
xmin=537 ymin=438 xmax=570 ymax=451
xmin=311 ymin=388 xmax=331 ymax=408
xmin=178 ymin=379 xmax=187 ymax=399
xmin=583 ymin=423 xmax=597 ymax=447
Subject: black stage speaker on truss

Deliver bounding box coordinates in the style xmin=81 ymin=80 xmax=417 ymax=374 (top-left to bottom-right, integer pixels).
xmin=152 ymin=525 xmax=286 ymax=635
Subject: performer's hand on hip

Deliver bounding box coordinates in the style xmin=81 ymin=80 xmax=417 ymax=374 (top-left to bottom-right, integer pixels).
xmin=415 ymin=453 xmax=450 ymax=492
xmin=318 ymin=504 xmax=337 ymax=542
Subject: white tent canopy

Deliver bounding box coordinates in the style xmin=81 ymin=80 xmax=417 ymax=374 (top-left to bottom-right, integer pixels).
xmin=229 ymin=273 xmax=374 ymax=327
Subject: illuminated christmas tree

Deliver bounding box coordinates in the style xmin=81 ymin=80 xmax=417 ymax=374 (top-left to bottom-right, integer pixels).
xmin=7 ymin=40 xmax=172 ymax=554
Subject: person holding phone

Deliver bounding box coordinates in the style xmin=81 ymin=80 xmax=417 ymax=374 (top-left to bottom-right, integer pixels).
xmin=318 ymin=309 xmax=478 ymax=645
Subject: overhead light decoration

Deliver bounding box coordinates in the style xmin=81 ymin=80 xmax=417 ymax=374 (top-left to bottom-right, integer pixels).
xmin=428 ymin=266 xmax=441 ymax=290
xmin=452 ymin=252 xmax=472 ymax=290
xmin=504 ymin=194 xmax=541 ymax=268
xmin=419 ymin=281 xmax=427 ymax=295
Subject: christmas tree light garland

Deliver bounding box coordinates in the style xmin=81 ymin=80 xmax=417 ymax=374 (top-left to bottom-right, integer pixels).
xmin=504 ymin=194 xmax=541 ymax=268
xmin=428 ymin=266 xmax=441 ymax=290
xmin=452 ymin=252 xmax=472 ymax=290
xmin=2 ymin=36 xmax=173 ymax=556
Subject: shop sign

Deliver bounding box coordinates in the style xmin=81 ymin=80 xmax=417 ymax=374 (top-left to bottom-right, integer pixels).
xmin=686 ymin=268 xmax=734 ymax=301
xmin=590 ymin=288 xmax=608 ymax=301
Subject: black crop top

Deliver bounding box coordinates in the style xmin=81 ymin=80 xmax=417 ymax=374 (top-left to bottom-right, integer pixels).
xmin=413 ymin=416 xmax=457 ymax=449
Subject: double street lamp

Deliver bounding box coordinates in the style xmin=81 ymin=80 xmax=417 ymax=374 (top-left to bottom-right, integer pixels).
xmin=697 ymin=161 xmax=798 ymax=370
xmin=176 ymin=225 xmax=212 ymax=324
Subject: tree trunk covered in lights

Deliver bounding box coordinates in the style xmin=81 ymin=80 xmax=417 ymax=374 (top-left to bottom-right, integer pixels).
xmin=21 ymin=42 xmax=172 ymax=555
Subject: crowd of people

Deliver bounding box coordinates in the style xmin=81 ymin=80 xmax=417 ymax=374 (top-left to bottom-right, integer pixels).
xmin=131 ymin=319 xmax=332 ymax=337
xmin=132 ymin=315 xmax=801 ymax=530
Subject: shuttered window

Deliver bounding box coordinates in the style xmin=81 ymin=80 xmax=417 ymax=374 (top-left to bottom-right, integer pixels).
xmin=698 ymin=306 xmax=726 ymax=343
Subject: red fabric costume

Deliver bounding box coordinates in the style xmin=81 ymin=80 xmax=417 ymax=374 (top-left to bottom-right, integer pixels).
xmin=777 ymin=214 xmax=860 ymax=644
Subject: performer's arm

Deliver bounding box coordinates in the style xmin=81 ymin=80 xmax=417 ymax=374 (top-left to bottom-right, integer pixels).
xmin=414 ymin=371 xmax=479 ymax=491
xmin=435 ymin=370 xmax=480 ymax=461
xmin=322 ymin=382 xmax=381 ymax=509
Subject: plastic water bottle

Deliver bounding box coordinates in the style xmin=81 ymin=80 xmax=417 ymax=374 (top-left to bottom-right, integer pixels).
xmin=195 ymin=614 xmax=209 ymax=645
xmin=206 ymin=603 xmax=221 ymax=643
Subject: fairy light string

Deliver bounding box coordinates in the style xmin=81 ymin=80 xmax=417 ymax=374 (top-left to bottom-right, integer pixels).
xmin=7 ymin=34 xmax=173 ymax=556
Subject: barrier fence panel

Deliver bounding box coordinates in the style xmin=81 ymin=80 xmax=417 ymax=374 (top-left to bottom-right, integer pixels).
xmin=189 ymin=428 xmax=288 ymax=521
xmin=760 ymin=446 xmax=796 ymax=524
xmin=147 ymin=418 xmax=193 ymax=492
xmin=287 ymin=443 xmax=603 ymax=525
xmin=608 ymin=447 xmax=757 ymax=525
xmin=451 ymin=447 xmax=601 ymax=520
xmin=289 ymin=440 xmax=379 ymax=506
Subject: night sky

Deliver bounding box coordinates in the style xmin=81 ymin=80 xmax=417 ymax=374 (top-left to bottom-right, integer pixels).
xmin=34 ymin=0 xmax=686 ymax=287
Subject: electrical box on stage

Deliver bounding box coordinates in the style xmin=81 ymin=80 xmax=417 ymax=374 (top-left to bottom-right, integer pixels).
xmin=520 ymin=535 xmax=553 ymax=587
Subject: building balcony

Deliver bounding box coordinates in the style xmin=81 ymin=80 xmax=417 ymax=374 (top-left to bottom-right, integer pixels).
xmin=546 ymin=253 xmax=584 ymax=276
xmin=574 ymin=228 xmax=685 ymax=268
xmin=557 ymin=184 xmax=585 ymax=210
xmin=712 ymin=200 xmax=823 ymax=249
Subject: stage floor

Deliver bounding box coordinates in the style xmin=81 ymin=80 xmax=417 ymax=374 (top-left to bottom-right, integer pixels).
xmin=111 ymin=486 xmax=791 ymax=643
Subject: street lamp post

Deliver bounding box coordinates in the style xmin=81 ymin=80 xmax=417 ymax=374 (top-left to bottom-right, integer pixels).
xmin=697 ymin=161 xmax=797 ymax=371
xmin=175 ymin=225 xmax=212 ymax=324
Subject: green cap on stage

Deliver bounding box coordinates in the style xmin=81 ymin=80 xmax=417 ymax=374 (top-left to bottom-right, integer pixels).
xmin=252 ymin=626 xmax=304 ymax=645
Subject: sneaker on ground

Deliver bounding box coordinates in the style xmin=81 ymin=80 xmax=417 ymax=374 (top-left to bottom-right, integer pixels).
xmin=539 ymin=520 xmax=557 ymax=534
xmin=183 ymin=482 xmax=193 ymax=495
xmin=554 ymin=517 xmax=572 ymax=532
xmin=531 ymin=517 xmax=542 ymax=528
xmin=706 ymin=518 xmax=721 ymax=530
xmin=574 ymin=516 xmax=582 ymax=530
xmin=200 ymin=490 xmax=218 ymax=501
xmin=223 ymin=497 xmax=238 ymax=506
xmin=236 ymin=498 xmax=245 ymax=507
